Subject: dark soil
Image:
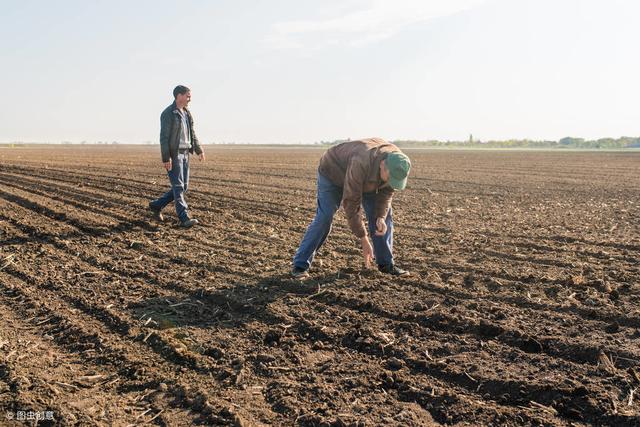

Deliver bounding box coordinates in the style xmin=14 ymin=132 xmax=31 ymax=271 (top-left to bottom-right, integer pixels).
xmin=0 ymin=145 xmax=638 ymax=426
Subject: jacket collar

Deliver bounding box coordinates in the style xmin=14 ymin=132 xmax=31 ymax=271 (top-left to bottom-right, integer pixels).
xmin=368 ymin=151 xmax=387 ymax=183
xmin=171 ymin=101 xmax=190 ymax=116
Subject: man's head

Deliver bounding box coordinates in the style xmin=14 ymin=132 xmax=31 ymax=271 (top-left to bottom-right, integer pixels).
xmin=380 ymin=152 xmax=411 ymax=190
xmin=173 ymin=85 xmax=191 ymax=109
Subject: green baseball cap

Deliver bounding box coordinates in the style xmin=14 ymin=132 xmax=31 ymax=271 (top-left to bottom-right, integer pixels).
xmin=385 ymin=152 xmax=411 ymax=190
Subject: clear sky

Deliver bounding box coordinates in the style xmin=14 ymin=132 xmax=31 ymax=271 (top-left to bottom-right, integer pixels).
xmin=1 ymin=0 xmax=639 ymax=144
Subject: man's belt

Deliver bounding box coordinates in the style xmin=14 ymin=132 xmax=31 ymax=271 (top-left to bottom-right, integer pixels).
xmin=178 ymin=147 xmax=190 ymax=154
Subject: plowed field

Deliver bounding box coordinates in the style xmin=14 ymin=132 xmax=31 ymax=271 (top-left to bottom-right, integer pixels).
xmin=0 ymin=145 xmax=638 ymax=426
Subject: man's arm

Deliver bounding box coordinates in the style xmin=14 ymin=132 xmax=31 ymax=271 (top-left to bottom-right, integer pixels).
xmin=373 ymin=186 xmax=394 ymax=235
xmin=374 ymin=186 xmax=394 ymax=220
xmin=159 ymin=110 xmax=172 ymax=164
xmin=188 ymin=110 xmax=204 ymax=160
xmin=342 ymin=158 xmax=367 ymax=239
xmin=343 ymin=158 xmax=376 ymax=267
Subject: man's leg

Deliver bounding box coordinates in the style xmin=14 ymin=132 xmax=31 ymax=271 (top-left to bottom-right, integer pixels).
xmin=183 ymin=153 xmax=190 ymax=195
xmin=149 ymin=158 xmax=178 ymax=221
xmin=292 ymin=173 xmax=342 ymax=272
xmin=362 ymin=194 xmax=393 ymax=266
xmin=150 ymin=169 xmax=176 ymax=211
xmin=150 ymin=189 xmax=174 ymax=211
xmin=171 ymin=154 xmax=190 ymax=222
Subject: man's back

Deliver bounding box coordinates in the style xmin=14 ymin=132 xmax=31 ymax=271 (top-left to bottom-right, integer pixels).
xmin=318 ymin=138 xmax=400 ymax=188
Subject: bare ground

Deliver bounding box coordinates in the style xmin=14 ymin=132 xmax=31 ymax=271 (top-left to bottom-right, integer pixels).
xmin=0 ymin=145 xmax=638 ymax=426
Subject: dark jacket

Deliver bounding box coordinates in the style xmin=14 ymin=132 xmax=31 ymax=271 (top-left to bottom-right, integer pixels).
xmin=318 ymin=138 xmax=400 ymax=238
xmin=159 ymin=101 xmax=203 ymax=163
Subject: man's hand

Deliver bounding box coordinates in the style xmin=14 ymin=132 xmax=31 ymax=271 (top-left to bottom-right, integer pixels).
xmin=361 ymin=236 xmax=374 ymax=268
xmin=375 ymin=217 xmax=387 ymax=236
xmin=163 ymin=159 xmax=172 ymax=171
xmin=198 ymin=152 xmax=206 ymax=162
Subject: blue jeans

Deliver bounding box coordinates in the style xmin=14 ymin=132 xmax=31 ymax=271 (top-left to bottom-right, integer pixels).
xmin=293 ymin=173 xmax=393 ymax=271
xmin=150 ymin=153 xmax=190 ymax=222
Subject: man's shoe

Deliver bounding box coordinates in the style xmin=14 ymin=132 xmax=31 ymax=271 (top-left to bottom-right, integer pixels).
xmin=378 ymin=264 xmax=410 ymax=277
xmin=148 ymin=202 xmax=164 ymax=222
xmin=179 ymin=218 xmax=199 ymax=228
xmin=291 ymin=266 xmax=309 ymax=279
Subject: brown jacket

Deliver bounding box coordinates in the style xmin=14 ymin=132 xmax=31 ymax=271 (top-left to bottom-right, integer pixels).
xmin=318 ymin=138 xmax=400 ymax=238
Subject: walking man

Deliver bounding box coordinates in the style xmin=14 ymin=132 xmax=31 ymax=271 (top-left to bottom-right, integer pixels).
xmin=292 ymin=138 xmax=411 ymax=278
xmin=149 ymin=85 xmax=205 ymax=227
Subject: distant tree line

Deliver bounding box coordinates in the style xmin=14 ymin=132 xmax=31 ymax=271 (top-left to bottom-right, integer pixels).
xmin=385 ymin=136 xmax=640 ymax=149
xmin=4 ymin=136 xmax=640 ymax=148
